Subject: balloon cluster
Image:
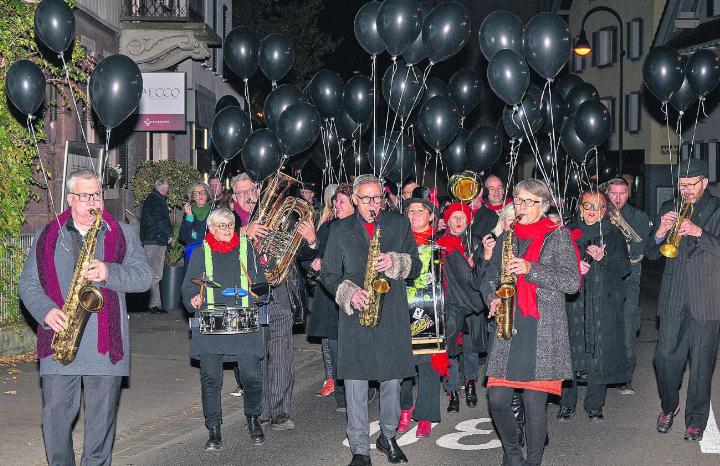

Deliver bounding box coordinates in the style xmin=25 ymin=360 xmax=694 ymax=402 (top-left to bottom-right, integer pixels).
xmin=224 ymin=28 xmax=294 ymax=84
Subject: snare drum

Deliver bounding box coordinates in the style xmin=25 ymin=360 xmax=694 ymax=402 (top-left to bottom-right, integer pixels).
xmin=198 ymin=304 xmax=260 ymax=335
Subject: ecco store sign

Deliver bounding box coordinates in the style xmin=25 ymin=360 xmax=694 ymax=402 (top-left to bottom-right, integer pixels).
xmin=135 ymin=72 xmax=186 ymax=132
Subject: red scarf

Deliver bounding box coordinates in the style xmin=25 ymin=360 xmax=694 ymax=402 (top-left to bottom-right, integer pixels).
xmin=513 ymin=218 xmax=580 ymax=319
xmin=205 ymin=231 xmax=240 ymax=253
xmin=412 ymin=226 xmax=434 ymax=246
xmin=436 ymin=233 xmax=466 ymax=258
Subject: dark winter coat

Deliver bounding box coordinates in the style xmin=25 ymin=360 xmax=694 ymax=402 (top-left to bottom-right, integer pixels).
xmin=140 ymin=189 xmax=173 ymax=246
xmin=178 ymin=214 xmax=207 ymax=245
xmin=306 ymin=221 xmax=338 ymax=339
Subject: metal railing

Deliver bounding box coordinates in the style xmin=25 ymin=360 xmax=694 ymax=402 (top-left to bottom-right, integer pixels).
xmin=121 ymin=0 xmax=204 ymax=22
xmin=0 ymin=235 xmax=33 ymax=325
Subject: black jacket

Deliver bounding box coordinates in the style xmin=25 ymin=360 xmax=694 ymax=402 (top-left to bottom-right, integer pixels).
xmin=140 ymin=189 xmax=173 ymax=246
xmin=306 ymin=221 xmax=338 ymax=339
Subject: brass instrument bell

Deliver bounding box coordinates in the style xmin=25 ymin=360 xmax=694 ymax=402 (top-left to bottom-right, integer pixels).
xmin=449 ymin=171 xmax=480 ymax=202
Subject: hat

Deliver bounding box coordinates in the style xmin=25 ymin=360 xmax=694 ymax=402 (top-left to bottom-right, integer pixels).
xmin=677 ymin=158 xmax=709 ymax=179
xmin=404 ymin=186 xmax=438 ymax=217
xmin=443 ymin=202 xmax=472 ymax=225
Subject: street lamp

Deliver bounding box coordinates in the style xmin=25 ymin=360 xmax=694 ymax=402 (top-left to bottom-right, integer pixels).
xmin=573 ymin=6 xmax=625 ymax=176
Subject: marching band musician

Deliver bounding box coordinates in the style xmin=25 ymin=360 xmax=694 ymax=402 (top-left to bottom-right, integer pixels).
xmin=321 ymin=174 xmax=421 ymax=466
xmin=181 ymin=208 xmax=267 ymax=450
xmin=647 ymin=158 xmax=720 ymax=442
xmin=470 ymin=175 xmax=512 ymax=246
xmin=19 ymin=169 xmax=152 ymax=466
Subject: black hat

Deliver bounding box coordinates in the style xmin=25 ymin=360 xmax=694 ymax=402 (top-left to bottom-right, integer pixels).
xmin=403 ymin=187 xmax=438 ymax=217
xmin=677 ymin=158 xmax=709 ymax=179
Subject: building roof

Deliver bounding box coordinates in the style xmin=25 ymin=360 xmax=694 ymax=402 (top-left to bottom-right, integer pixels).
xmin=666 ymin=16 xmax=720 ymax=52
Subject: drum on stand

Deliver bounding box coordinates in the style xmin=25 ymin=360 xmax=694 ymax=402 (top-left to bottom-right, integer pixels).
xmin=199 ymin=304 xmax=260 ymax=335
xmin=408 ymin=245 xmax=445 ymax=354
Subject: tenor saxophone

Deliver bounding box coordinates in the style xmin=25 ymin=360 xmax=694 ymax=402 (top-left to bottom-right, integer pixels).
xmin=51 ymin=209 xmax=105 ymax=365
xmin=496 ymin=216 xmax=520 ymax=340
xmin=358 ymin=211 xmax=390 ymax=328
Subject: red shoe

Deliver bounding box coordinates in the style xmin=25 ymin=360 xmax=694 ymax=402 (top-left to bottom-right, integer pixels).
xmin=416 ymin=420 xmax=431 ymax=438
xmin=316 ymin=378 xmax=335 ymax=397
xmin=397 ymin=405 xmax=414 ymax=433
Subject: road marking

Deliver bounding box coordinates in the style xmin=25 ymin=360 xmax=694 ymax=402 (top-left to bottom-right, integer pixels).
xmin=435 ymin=418 xmax=502 ymax=451
xmin=700 ymin=402 xmax=720 ymax=454
xmin=342 ymin=420 xmax=440 ymax=449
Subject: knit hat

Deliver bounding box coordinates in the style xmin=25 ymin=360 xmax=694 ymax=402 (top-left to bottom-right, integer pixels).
xmin=443 ymin=202 xmax=472 ymax=225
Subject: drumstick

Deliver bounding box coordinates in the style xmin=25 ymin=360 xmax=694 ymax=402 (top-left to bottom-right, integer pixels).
xmin=198 ymin=273 xmax=207 ymax=307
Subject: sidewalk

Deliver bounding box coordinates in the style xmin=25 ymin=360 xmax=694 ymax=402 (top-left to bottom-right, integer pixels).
xmin=0 ymin=311 xmax=322 ymax=466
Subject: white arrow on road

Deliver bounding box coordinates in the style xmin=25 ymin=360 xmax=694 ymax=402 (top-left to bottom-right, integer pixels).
xmin=700 ymin=402 xmax=720 ymax=454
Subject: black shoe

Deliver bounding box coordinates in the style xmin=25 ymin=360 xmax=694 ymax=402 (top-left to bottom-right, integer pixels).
xmin=510 ymin=391 xmax=525 ymax=447
xmin=465 ymin=379 xmax=478 ymax=408
xmin=205 ymin=425 xmax=222 ymax=451
xmin=270 ymin=414 xmax=295 ymax=430
xmin=588 ymin=409 xmax=604 ymax=421
xmin=149 ymin=306 xmax=167 ymax=314
xmin=657 ymin=410 xmax=676 ymax=433
xmin=376 ymin=435 xmax=408 ymax=464
xmin=447 ymin=391 xmax=460 ymax=413
xmin=557 ymin=407 xmax=575 ymax=420
xmin=246 ymin=415 xmax=264 ymax=445
xmin=348 ymin=454 xmax=372 ymax=466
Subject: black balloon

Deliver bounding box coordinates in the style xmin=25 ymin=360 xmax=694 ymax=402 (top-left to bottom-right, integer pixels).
xmin=669 ymin=78 xmax=699 ymax=113
xmin=342 ymin=144 xmax=372 ymax=176
xmin=215 ymin=95 xmax=240 ymax=114
xmin=540 ymin=90 xmax=566 ymax=134
xmin=487 ymin=49 xmax=530 ymax=106
xmin=263 ymin=84 xmax=303 ymax=131
xmin=442 ymin=128 xmax=470 ymax=175
xmin=258 ymin=33 xmax=294 ymax=83
xmin=322 ymin=126 xmax=343 ymax=159
xmin=554 ymin=74 xmax=583 ymax=100
xmin=418 ymin=95 xmax=461 ymax=150
xmin=466 ymin=125 xmax=502 ymax=171
xmin=382 ymin=61 xmax=424 ymax=118
xmin=643 ymin=46 xmax=684 ymax=103
xmin=449 ymin=68 xmax=481 ymax=116
xmin=224 ymin=27 xmax=259 ymax=80
xmin=478 ymin=10 xmax=524 ymax=61
xmin=89 ymin=54 xmax=143 ymax=129
xmin=368 ymin=133 xmax=401 ymax=177
xmin=402 ymin=30 xmax=426 ymax=65
xmin=5 ymin=60 xmax=46 ymax=116
xmin=276 ymin=102 xmax=321 ymax=156
xmin=211 ymin=106 xmax=251 ymax=160
xmin=344 ymin=74 xmax=374 ymax=125
xmin=354 ymin=1 xmax=385 ymax=56
xmin=422 ymin=77 xmax=450 ymax=105
xmin=535 ymin=139 xmax=556 ymax=178
xmin=241 ymin=129 xmax=282 ymax=182
xmin=565 ymin=81 xmax=599 ymax=117
xmin=289 ymin=150 xmax=312 ymax=171
xmin=377 ymin=0 xmax=423 ymax=57
xmin=335 ymin=108 xmax=366 ymax=140
xmin=34 ymin=0 xmax=75 ymax=54
xmin=422 ymin=1 xmax=471 ymax=63
xmin=686 ymin=49 xmax=720 ymax=97
xmin=309 ymin=69 xmax=344 ymax=119
xmin=503 ymin=91 xmax=543 ymax=140
xmin=387 ymin=134 xmax=416 ymax=183
xmin=522 ymin=12 xmax=571 ymax=80
xmin=309 ymin=139 xmax=328 ymax=169
xmin=574 ymin=100 xmax=612 ymax=147
xmin=561 ymin=118 xmax=592 ymax=163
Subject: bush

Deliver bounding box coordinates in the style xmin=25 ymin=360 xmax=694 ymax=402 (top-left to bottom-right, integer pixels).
xmin=131 ymin=160 xmax=201 ymax=209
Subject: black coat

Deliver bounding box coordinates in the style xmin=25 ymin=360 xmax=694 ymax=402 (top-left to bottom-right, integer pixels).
xmin=140 ymin=189 xmax=173 ymax=246
xmin=566 ymin=220 xmax=629 ymax=383
xmin=306 ymin=221 xmax=338 ymax=339
xmin=321 ymin=211 xmax=422 ymax=381
xmin=470 ymin=205 xmax=500 ymax=246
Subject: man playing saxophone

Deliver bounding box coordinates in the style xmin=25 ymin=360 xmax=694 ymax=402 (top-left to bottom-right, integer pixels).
xmin=19 ymin=169 xmax=152 ymax=465
xmin=647 ymin=158 xmax=720 ymax=442
xmin=321 ymin=174 xmax=421 ymax=466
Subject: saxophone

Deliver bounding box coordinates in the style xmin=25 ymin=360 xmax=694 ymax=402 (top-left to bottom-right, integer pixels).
xmin=51 ymin=209 xmax=105 ymax=365
xmin=496 ymin=216 xmax=520 ymax=340
xmin=358 ymin=211 xmax=390 ymax=328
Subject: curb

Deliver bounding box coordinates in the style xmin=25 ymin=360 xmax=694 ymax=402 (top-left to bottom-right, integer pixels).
xmin=0 ymin=324 xmax=35 ymax=357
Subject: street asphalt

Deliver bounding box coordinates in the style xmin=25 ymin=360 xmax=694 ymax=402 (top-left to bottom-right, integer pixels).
xmin=1 ymin=265 xmax=719 ymax=466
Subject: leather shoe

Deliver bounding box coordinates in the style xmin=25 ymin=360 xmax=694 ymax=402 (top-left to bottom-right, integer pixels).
xmin=587 ymin=409 xmax=604 ymax=421
xmin=246 ymin=415 xmax=264 ymax=445
xmin=270 ymin=415 xmax=295 ymax=430
xmin=397 ymin=405 xmax=413 ymax=433
xmin=657 ymin=410 xmax=676 ymax=433
xmin=348 ymin=454 xmax=372 ymax=466
xmin=204 ymin=425 xmax=222 ymax=451
xmin=447 ymin=391 xmax=459 ymax=413
xmin=376 ymin=435 xmax=408 ymax=463
xmin=465 ymin=379 xmax=478 ymax=408
xmin=149 ymin=306 xmax=167 ymax=314
xmin=556 ymin=407 xmax=575 ymax=421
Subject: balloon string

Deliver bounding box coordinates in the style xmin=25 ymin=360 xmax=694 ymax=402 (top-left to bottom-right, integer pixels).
xmin=210 ymin=160 xmax=228 ymax=210
xmin=688 ymin=99 xmax=703 ymax=160
xmin=372 ymin=55 xmax=377 ymax=147
xmin=27 ymin=116 xmax=68 ymax=250
xmin=60 ymin=54 xmax=94 ymax=172
xmin=382 ymin=64 xmax=410 ymax=166
xmin=700 ymin=97 xmax=709 ymax=118
xmin=380 ymin=58 xmax=399 ymax=170
xmin=244 ymin=79 xmax=252 ymax=132
xmin=545 ymin=81 xmax=563 ymax=218
xmin=676 ymin=114 xmax=685 ymax=193
xmin=661 ymin=101 xmax=677 ymax=209
xmin=102 ymin=128 xmax=111 ymax=188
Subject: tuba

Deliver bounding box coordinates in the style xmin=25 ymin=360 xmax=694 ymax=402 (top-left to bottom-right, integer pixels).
xmin=496 ymin=216 xmax=520 ymax=340
xmin=254 ymin=172 xmax=315 ymax=286
xmin=358 ymin=211 xmax=390 ymax=328
xmin=660 ymin=201 xmax=694 ymax=259
xmin=51 ymin=209 xmax=105 ymax=365
xmin=449 ymin=171 xmax=480 ymax=202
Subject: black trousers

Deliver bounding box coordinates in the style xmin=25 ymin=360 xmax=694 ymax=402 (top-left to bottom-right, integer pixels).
xmin=199 ymin=353 xmax=263 ymax=428
xmin=559 ymin=372 xmax=607 ymax=413
xmin=654 ymin=310 xmax=720 ymax=430
xmin=399 ymin=361 xmax=441 ymax=422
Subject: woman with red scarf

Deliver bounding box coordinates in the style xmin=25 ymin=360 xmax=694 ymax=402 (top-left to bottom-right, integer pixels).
xmin=181 ymin=208 xmax=267 ymax=451
xmin=477 ymin=179 xmax=581 ymax=466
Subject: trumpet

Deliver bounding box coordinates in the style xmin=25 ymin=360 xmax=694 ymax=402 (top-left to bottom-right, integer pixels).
xmin=659 ymin=201 xmax=694 ymax=259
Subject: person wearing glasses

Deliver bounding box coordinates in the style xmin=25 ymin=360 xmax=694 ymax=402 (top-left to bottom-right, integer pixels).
xmin=19 ymin=169 xmax=152 ymax=465
xmin=648 ymin=158 xmax=720 ymax=442
xmin=478 ymin=179 xmax=580 ymax=466
xmin=321 ymin=174 xmax=421 ymax=466
xmin=139 ymin=177 xmax=174 ymax=314
xmin=179 ymin=182 xmax=211 ymax=253
xmin=181 ymin=208 xmax=268 ymax=450
xmin=558 ymin=191 xmax=629 ymax=422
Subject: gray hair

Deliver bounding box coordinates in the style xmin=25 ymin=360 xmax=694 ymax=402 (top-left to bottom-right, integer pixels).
xmin=492 ymin=203 xmax=516 ymax=237
xmin=187 ymin=182 xmax=210 ymax=201
xmin=206 ymin=208 xmax=235 ymax=228
xmin=513 ymin=179 xmax=552 ymax=213
xmin=154 ymin=178 xmax=169 ymax=191
xmin=352 ymin=174 xmax=383 ymax=195
xmin=231 ymin=173 xmax=258 ymax=193
xmin=606 ymin=177 xmax=629 ymax=189
xmin=66 ymin=169 xmax=102 ymax=193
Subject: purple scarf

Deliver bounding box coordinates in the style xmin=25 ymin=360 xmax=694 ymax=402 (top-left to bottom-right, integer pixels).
xmin=36 ymin=209 xmax=127 ymax=364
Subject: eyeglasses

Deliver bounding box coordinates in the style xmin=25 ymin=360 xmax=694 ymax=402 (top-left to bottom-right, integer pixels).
xmin=213 ymin=222 xmax=235 ymax=231
xmin=357 ymin=195 xmax=384 ymax=205
xmin=70 ymin=192 xmax=102 ymax=202
xmin=192 ymin=190 xmax=208 ymax=197
xmin=678 ymin=178 xmax=704 ymax=190
xmin=513 ymin=197 xmax=541 ymax=207
xmin=581 ymin=202 xmax=606 ymax=211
